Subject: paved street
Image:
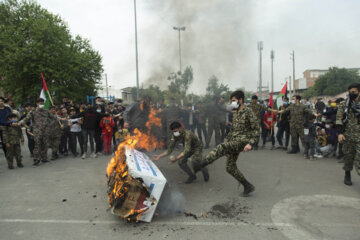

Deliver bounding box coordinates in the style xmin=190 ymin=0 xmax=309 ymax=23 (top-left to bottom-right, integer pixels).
xmin=0 ymin=142 xmax=359 ymax=240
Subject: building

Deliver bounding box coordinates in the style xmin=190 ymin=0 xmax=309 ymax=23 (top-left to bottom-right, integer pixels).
xmin=120 ymin=87 xmax=135 ymax=105
xmin=295 ymin=68 xmax=360 ymax=90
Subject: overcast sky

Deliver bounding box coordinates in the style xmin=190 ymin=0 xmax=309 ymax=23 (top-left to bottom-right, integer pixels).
xmin=37 ymin=0 xmax=360 ymax=94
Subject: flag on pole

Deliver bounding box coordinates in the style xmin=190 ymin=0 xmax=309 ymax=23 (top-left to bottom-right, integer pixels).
xmin=40 ymin=73 xmax=52 ymax=109
xmin=274 ymin=82 xmax=288 ymax=110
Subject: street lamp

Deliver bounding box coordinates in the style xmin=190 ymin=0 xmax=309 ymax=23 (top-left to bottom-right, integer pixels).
xmin=134 ymin=0 xmax=140 ymax=100
xmin=173 ymin=26 xmax=186 ymax=74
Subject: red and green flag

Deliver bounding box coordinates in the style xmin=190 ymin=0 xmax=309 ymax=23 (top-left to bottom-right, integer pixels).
xmin=39 ymin=73 xmax=52 ymax=109
xmin=274 ymin=82 xmax=288 ymax=110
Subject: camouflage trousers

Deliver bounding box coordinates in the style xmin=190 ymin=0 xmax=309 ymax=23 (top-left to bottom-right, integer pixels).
xmin=178 ymin=146 xmax=203 ymax=169
xmin=290 ymin=123 xmax=305 ymax=148
xmin=6 ymin=144 xmax=22 ymax=166
xmin=48 ymin=134 xmax=61 ymax=154
xmin=343 ymin=138 xmax=360 ymax=175
xmin=206 ymin=120 xmax=221 ymax=146
xmin=205 ymin=140 xmax=247 ymax=181
xmin=34 ymin=133 xmax=49 ymax=161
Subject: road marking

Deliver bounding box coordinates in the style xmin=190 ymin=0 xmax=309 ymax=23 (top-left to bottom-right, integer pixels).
xmin=0 ymin=218 xmax=358 ymax=228
xmin=271 ymin=195 xmax=360 ymax=240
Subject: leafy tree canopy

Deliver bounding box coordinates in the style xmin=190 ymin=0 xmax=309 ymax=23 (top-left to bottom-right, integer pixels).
xmin=0 ymin=0 xmax=103 ymax=104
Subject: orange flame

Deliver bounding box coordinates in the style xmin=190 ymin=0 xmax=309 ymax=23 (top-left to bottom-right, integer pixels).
xmin=107 ymin=107 xmax=164 ymax=222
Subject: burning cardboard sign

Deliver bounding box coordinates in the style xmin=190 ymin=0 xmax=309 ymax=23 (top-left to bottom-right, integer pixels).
xmin=107 ymin=107 xmax=166 ymax=222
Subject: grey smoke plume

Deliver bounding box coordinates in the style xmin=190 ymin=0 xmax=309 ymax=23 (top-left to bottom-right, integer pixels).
xmin=142 ymin=0 xmax=255 ymax=93
xmin=156 ymin=181 xmax=186 ymax=217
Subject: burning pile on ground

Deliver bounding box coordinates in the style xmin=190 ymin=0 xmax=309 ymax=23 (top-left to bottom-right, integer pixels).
xmin=106 ymin=107 xmax=166 ymax=222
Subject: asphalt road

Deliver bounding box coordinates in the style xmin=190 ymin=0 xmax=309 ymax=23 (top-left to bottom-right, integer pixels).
xmin=0 ymin=140 xmax=359 ymax=240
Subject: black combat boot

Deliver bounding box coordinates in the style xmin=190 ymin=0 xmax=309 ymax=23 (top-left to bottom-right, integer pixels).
xmin=17 ymin=162 xmax=24 ymax=168
xmin=33 ymin=160 xmax=40 ymax=166
xmin=344 ymin=171 xmax=352 ymax=186
xmin=201 ymin=168 xmax=210 ymax=182
xmin=287 ymin=146 xmax=298 ymax=154
xmin=179 ymin=163 xmax=197 ymax=184
xmin=8 ymin=164 xmax=14 ymax=170
xmin=239 ymin=178 xmax=255 ymax=196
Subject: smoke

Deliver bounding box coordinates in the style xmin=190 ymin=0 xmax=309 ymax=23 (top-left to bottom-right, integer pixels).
xmin=156 ymin=181 xmax=186 ymax=217
xmin=141 ymin=0 xmax=255 ymax=93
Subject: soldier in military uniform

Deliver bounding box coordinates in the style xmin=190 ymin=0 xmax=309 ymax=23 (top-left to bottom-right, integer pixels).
xmin=248 ymin=95 xmax=267 ymax=150
xmin=195 ymin=90 xmax=259 ymax=196
xmin=48 ymin=106 xmax=62 ymax=160
xmin=3 ymin=113 xmax=24 ymax=169
xmin=276 ymin=95 xmax=313 ymax=154
xmin=19 ymin=98 xmax=56 ymax=166
xmin=336 ymin=83 xmax=360 ymax=186
xmin=152 ymin=121 xmax=209 ymax=184
xmin=205 ymin=97 xmax=222 ymax=149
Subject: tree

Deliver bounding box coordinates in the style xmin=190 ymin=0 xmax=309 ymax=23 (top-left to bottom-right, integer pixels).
xmin=303 ymin=67 xmax=360 ymax=98
xmin=0 ymin=0 xmax=103 ymax=104
xmin=167 ymin=66 xmax=193 ymax=95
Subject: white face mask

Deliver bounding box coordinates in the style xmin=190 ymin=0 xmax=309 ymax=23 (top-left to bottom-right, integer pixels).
xmin=38 ymin=104 xmax=44 ymax=108
xmin=231 ymin=101 xmax=239 ymax=109
xmin=173 ymin=131 xmax=180 ymax=137
xmin=96 ymin=109 xmax=101 ymax=113
xmin=325 ymin=124 xmax=330 ymax=129
xmin=291 ymin=100 xmax=296 ymax=104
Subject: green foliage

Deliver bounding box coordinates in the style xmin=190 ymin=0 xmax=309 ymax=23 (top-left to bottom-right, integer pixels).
xmin=0 ymin=0 xmax=103 ymax=104
xmin=303 ymin=67 xmax=360 ymax=97
xmin=167 ymin=66 xmax=193 ymax=95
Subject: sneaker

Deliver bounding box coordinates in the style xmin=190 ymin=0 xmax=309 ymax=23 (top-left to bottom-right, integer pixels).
xmin=91 ymin=153 xmax=97 ymax=158
xmin=82 ymin=153 xmax=86 ymax=159
xmin=316 ymin=154 xmax=324 ymax=159
xmin=8 ymin=165 xmax=14 ymax=170
xmin=270 ymin=146 xmax=275 ymax=150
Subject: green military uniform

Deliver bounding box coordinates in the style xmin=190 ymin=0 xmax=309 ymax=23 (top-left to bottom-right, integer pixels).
xmin=336 ymin=99 xmax=360 ymax=175
xmin=20 ymin=108 xmax=56 ymax=164
xmin=204 ymin=106 xmax=260 ymax=182
xmin=3 ymin=125 xmax=24 ymax=167
xmin=48 ymin=116 xmax=62 ymax=158
xmin=205 ymin=104 xmax=222 ymax=147
xmin=248 ymin=103 xmax=267 ymax=126
xmin=282 ymin=103 xmax=312 ymax=151
xmin=167 ymin=129 xmax=209 ymax=181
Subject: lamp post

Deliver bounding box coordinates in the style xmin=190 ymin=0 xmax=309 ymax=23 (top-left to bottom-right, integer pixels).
xmin=270 ymin=50 xmax=274 ymax=93
xmin=134 ymin=0 xmax=140 ymax=100
xmin=173 ymin=26 xmax=186 ymax=74
xmin=257 ymin=41 xmax=263 ymax=100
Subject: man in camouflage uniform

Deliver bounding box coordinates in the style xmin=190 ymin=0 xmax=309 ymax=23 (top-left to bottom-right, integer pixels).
xmin=278 ymin=95 xmax=313 ymax=154
xmin=48 ymin=106 xmax=62 ymax=160
xmin=3 ymin=113 xmax=24 ymax=169
xmin=248 ymin=95 xmax=267 ymax=150
xmin=19 ymin=98 xmax=56 ymax=166
xmin=195 ymin=90 xmax=260 ymax=196
xmin=152 ymin=121 xmax=209 ymax=184
xmin=205 ymin=97 xmax=222 ymax=149
xmin=336 ymin=83 xmax=360 ymax=186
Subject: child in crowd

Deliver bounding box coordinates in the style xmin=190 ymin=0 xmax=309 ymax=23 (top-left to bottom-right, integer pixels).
xmin=3 ymin=113 xmax=24 ymax=169
xmin=303 ymin=114 xmax=317 ymax=160
xmin=262 ymin=109 xmax=276 ymax=149
xmin=100 ymin=111 xmax=115 ymax=155
xmin=115 ymin=123 xmax=130 ymax=148
xmin=315 ymin=128 xmax=327 ymax=158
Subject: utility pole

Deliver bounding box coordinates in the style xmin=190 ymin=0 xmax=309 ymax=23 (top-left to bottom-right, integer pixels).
xmin=258 ymin=41 xmax=263 ymax=100
xmin=105 ymin=73 xmax=108 ymax=98
xmin=290 ymin=50 xmax=295 ymax=95
xmin=134 ymin=0 xmax=140 ymax=100
xmin=173 ymin=26 xmax=186 ymax=74
xmin=288 ymin=76 xmax=292 ymax=99
xmin=270 ymin=50 xmax=274 ymax=93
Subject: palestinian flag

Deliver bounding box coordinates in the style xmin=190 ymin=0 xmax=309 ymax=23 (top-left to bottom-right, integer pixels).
xmin=274 ymin=82 xmax=288 ymax=110
xmin=40 ymin=73 xmax=52 ymax=109
xmin=269 ymin=92 xmax=274 ymax=109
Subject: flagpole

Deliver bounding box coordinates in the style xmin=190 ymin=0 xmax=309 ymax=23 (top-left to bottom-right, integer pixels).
xmin=270 ymin=92 xmax=274 ymax=136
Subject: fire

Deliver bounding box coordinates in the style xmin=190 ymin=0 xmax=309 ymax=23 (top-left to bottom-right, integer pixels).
xmin=107 ymin=107 xmax=164 ymax=222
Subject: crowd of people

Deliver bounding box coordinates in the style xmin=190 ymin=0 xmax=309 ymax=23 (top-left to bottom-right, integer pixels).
xmin=0 ymin=83 xmax=359 ymax=189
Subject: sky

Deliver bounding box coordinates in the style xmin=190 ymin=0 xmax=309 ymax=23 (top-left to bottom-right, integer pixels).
xmin=37 ymin=0 xmax=360 ymax=95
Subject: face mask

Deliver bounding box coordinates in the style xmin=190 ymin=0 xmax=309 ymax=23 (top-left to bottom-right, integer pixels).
xmin=118 ymin=129 xmax=123 ymax=133
xmin=173 ymin=131 xmax=180 ymax=137
xmin=231 ymin=101 xmax=239 ymax=109
xmin=291 ymin=100 xmax=295 ymax=104
xmin=330 ymin=103 xmax=337 ymax=108
xmin=325 ymin=124 xmax=330 ymax=129
xmin=96 ymin=109 xmax=101 ymax=113
xmin=283 ymin=102 xmax=288 ymax=106
xmin=11 ymin=119 xmax=17 ymax=123
xmin=38 ymin=104 xmax=44 ymax=108
xmin=349 ymin=93 xmax=359 ymax=100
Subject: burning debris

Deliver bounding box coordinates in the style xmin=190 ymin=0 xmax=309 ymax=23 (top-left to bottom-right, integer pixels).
xmin=107 ymin=107 xmax=167 ymax=223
